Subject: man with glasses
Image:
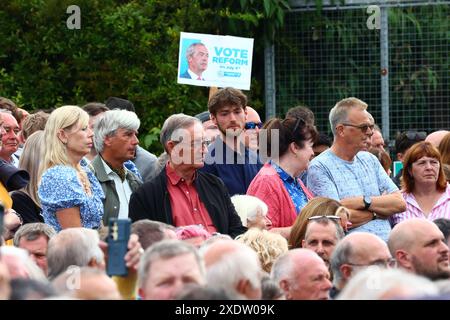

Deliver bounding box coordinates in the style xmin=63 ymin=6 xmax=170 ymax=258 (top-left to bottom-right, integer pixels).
xmin=302 ymin=216 xmax=345 ymax=275
xmin=330 ymin=232 xmax=394 ymax=298
xmin=392 ymin=130 xmax=426 ymax=188
xmin=243 ymin=106 xmax=263 ymax=152
xmin=370 ymin=124 xmax=386 ymax=151
xmin=307 ymin=97 xmax=406 ymax=242
xmin=129 ymin=114 xmax=246 ymax=239
xmin=201 ymin=88 xmax=262 ymax=196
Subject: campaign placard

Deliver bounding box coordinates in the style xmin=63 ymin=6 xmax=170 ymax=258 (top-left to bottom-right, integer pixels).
xmin=177 ymin=32 xmax=254 ymax=90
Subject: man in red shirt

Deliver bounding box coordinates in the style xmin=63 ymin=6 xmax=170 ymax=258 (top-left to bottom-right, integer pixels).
xmin=129 ymin=113 xmax=245 ymax=238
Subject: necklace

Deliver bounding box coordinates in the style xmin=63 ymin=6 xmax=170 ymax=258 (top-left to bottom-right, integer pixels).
xmin=77 ymin=170 xmax=92 ymax=196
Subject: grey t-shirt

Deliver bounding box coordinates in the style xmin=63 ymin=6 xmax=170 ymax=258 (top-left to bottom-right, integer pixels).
xmin=307 ymin=149 xmax=398 ymax=242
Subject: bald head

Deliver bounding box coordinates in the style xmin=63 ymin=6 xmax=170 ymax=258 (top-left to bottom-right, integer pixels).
xmin=388 ymin=219 xmax=430 ymax=254
xmin=291 ymin=248 xmax=325 ymax=270
xmin=341 ymin=232 xmax=390 ymax=260
xmin=330 ymin=232 xmax=391 ymax=289
xmin=426 ymin=130 xmax=449 ymax=147
xmin=245 ymin=106 xmax=261 ymax=123
xmin=272 ymin=248 xmax=331 ymax=300
xmin=201 ymin=240 xmax=262 ymax=299
xmin=202 ymin=239 xmax=240 ymax=267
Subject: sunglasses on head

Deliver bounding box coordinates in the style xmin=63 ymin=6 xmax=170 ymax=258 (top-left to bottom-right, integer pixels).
xmin=308 ymin=215 xmax=341 ymax=221
xmin=245 ymin=122 xmax=263 ymax=130
xmin=404 ymin=131 xmax=427 ymax=140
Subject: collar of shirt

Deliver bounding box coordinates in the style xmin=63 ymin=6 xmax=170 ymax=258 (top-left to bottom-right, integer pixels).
xmin=404 ymin=184 xmax=450 ymax=211
xmin=270 ymin=160 xmax=298 ymax=186
xmin=166 ymin=162 xmax=197 ymax=185
xmin=188 ymin=69 xmax=203 ymax=80
xmin=101 ymin=157 xmax=127 ymax=181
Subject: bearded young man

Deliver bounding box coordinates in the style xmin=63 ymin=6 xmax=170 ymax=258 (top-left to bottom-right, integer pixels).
xmin=200 ymin=88 xmax=262 ymax=196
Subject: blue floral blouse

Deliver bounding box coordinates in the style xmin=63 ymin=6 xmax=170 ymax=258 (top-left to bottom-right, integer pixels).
xmin=38 ymin=164 xmax=105 ymax=232
xmin=271 ymin=161 xmax=308 ymax=214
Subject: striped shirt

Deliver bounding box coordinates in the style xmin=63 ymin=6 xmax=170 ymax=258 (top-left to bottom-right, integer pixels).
xmin=389 ymin=184 xmax=450 ymax=226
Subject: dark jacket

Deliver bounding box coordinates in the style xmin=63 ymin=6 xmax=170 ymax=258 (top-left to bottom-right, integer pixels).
xmin=129 ymin=167 xmax=246 ymax=238
xmin=90 ymin=155 xmax=142 ymax=224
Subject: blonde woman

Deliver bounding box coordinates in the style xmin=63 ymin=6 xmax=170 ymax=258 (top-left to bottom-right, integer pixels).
xmin=288 ymin=197 xmax=349 ymax=249
xmin=38 ymin=106 xmax=104 ymax=231
xmin=11 ymin=131 xmax=45 ymax=224
xmin=235 ymin=228 xmax=288 ymax=273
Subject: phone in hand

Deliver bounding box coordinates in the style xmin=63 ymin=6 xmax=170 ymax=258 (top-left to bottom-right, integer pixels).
xmin=106 ymin=218 xmax=131 ymax=277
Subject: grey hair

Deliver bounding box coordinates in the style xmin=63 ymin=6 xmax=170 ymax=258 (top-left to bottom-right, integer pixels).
xmin=0 ymin=109 xmax=13 ymax=116
xmin=270 ymin=251 xmax=295 ymax=285
xmin=138 ymin=239 xmax=205 ymax=289
xmin=203 ymin=242 xmax=262 ymax=299
xmin=0 ymin=246 xmax=47 ymax=282
xmin=185 ymin=42 xmax=206 ymax=60
xmin=47 ymin=228 xmax=104 ymax=280
xmin=330 ymin=240 xmax=354 ymax=286
xmin=13 ymin=223 xmax=57 ymax=247
xmin=52 ymin=266 xmax=110 ymax=297
xmin=304 ymin=218 xmax=345 ymax=243
xmin=329 ymin=97 xmax=368 ymax=135
xmin=231 ymin=195 xmax=268 ymax=226
xmin=159 ymin=114 xmax=201 ymax=152
xmin=93 ymin=109 xmax=140 ymax=153
xmin=337 ymin=267 xmax=438 ymax=300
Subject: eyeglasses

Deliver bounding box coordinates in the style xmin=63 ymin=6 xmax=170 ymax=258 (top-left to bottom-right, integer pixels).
xmin=347 ymin=258 xmax=397 ymax=268
xmin=245 ymin=122 xmax=263 ymax=130
xmin=404 ymin=131 xmax=427 ymax=140
xmin=308 ymin=215 xmax=341 ymax=221
xmin=341 ymin=123 xmax=375 ymax=133
xmin=173 ymin=139 xmax=211 ymax=148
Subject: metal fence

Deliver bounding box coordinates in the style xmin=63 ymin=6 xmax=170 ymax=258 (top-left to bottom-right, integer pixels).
xmin=271 ymin=1 xmax=449 ymax=149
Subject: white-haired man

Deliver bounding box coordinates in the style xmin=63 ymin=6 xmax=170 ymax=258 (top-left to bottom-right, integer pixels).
xmin=90 ymin=109 xmax=143 ymax=224
xmin=271 ymin=248 xmax=332 ymax=300
xmin=202 ymin=240 xmax=263 ymax=299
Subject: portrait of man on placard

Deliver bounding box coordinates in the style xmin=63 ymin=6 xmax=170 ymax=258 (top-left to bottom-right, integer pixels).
xmin=180 ymin=42 xmax=209 ymax=81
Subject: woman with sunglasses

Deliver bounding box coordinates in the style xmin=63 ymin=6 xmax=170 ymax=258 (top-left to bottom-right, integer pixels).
xmin=247 ymin=117 xmax=317 ymax=238
xmin=390 ymin=141 xmax=450 ymax=226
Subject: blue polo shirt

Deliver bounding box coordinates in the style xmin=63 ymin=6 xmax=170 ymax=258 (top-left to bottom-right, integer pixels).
xmin=201 ymin=137 xmax=262 ymax=196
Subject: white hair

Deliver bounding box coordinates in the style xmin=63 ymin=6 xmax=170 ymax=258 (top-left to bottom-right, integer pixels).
xmin=337 ymin=267 xmax=439 ymax=300
xmin=0 ymin=246 xmax=47 ymax=282
xmin=230 ymin=195 xmax=268 ymax=226
xmin=203 ymin=242 xmax=262 ymax=299
xmin=47 ymin=228 xmax=104 ymax=280
xmin=93 ymin=109 xmax=140 ymax=153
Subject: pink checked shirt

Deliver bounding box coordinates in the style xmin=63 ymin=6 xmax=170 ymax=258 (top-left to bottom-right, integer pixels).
xmin=390 ymin=184 xmax=450 ymax=226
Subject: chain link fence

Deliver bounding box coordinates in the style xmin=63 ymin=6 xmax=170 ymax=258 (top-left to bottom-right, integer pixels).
xmin=274 ymin=3 xmax=449 ymax=150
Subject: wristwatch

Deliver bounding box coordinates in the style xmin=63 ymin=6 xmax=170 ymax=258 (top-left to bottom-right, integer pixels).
xmin=363 ymin=195 xmax=372 ymax=210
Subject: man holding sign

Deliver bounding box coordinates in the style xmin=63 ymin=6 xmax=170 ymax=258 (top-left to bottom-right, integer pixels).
xmin=180 ymin=42 xmax=209 ymax=80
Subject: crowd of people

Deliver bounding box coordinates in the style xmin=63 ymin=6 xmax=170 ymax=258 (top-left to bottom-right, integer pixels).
xmin=0 ymin=90 xmax=449 ymax=300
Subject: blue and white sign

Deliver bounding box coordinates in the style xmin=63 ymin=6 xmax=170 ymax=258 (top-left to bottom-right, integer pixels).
xmin=177 ymin=32 xmax=254 ymax=90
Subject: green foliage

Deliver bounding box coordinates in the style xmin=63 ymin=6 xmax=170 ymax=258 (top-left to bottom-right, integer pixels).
xmin=0 ymin=0 xmax=291 ymax=155
xmin=275 ymin=5 xmax=449 ymax=137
